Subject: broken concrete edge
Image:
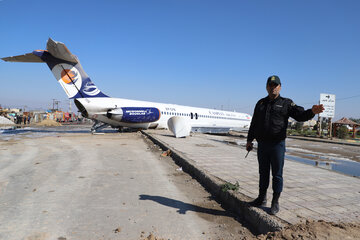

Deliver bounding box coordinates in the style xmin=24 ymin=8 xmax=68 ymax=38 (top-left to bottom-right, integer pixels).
xmin=141 ymin=131 xmax=285 ymax=234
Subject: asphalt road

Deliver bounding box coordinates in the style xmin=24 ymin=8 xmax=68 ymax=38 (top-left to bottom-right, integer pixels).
xmin=0 ymin=128 xmax=253 ymax=240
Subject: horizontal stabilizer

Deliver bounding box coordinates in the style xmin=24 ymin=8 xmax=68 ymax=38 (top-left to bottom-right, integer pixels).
xmin=1 ymin=53 xmax=44 ymax=63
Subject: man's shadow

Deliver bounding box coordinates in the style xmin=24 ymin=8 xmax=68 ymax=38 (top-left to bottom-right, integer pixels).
xmin=139 ymin=194 xmax=231 ymax=216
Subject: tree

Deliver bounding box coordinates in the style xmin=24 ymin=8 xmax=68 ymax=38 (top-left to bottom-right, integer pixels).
xmin=349 ymin=118 xmax=360 ymax=124
xmin=321 ymin=120 xmax=328 ymax=130
xmin=295 ymin=122 xmax=304 ymax=131
xmin=337 ymin=126 xmax=349 ymax=139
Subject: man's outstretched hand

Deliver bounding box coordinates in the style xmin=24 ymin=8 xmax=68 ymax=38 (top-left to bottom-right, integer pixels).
xmin=312 ymin=104 xmax=325 ymax=114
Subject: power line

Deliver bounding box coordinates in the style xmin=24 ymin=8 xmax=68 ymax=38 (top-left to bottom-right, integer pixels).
xmin=336 ymin=94 xmax=360 ymax=101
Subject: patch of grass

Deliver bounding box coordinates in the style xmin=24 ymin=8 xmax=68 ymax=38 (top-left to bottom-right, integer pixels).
xmin=221 ymin=181 xmax=239 ymax=192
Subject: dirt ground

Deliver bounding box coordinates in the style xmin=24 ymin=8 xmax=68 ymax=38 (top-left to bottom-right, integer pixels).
xmin=257 ymin=220 xmax=360 ymax=240
xmin=139 ymin=221 xmax=360 ymax=240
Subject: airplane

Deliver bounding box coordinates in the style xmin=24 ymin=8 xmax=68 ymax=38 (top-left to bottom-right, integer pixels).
xmin=1 ymin=38 xmax=252 ymax=137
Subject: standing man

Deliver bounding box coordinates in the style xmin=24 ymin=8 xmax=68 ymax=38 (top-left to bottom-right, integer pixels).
xmin=246 ymin=75 xmax=324 ymax=215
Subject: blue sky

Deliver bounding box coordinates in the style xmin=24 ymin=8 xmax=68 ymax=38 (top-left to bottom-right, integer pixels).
xmin=0 ymin=0 xmax=359 ymax=119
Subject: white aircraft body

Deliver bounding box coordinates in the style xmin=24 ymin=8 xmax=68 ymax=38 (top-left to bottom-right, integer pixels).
xmin=2 ymin=39 xmax=251 ymax=137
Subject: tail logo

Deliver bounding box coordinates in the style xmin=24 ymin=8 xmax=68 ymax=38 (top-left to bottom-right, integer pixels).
xmin=83 ymin=81 xmax=101 ymax=96
xmin=61 ymin=69 xmax=80 ymax=84
xmin=52 ymin=63 xmax=83 ymax=98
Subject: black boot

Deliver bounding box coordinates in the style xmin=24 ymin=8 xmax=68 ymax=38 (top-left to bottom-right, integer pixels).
xmin=250 ymin=190 xmax=267 ymax=207
xmin=270 ymin=192 xmax=280 ymax=215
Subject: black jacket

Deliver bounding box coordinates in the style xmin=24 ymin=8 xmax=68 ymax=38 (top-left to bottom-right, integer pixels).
xmin=247 ymin=95 xmax=315 ymax=143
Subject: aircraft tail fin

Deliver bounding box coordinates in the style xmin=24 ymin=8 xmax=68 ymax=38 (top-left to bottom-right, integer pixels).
xmin=1 ymin=38 xmax=108 ymax=99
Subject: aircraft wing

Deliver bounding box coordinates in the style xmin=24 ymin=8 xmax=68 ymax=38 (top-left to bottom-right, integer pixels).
xmin=1 ymin=53 xmax=44 ymax=62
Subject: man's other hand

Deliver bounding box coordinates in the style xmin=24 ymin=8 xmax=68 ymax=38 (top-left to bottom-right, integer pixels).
xmin=312 ymin=104 xmax=325 ymax=114
xmin=246 ymin=142 xmax=253 ymax=152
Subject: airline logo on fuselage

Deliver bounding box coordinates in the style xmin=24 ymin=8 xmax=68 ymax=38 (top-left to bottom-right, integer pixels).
xmin=121 ymin=107 xmax=160 ymax=123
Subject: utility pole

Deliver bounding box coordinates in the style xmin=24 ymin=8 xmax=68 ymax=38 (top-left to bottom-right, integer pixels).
xmin=317 ymin=115 xmax=322 ymax=137
xmin=316 ymin=101 xmax=321 ymax=137
xmin=52 ymin=100 xmax=60 ymax=111
xmin=329 ymin=117 xmax=333 ymax=139
xmin=55 ymin=100 xmax=60 ymax=111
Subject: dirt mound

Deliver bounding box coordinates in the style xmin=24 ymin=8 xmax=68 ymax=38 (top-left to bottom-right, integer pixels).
xmin=0 ymin=116 xmax=15 ymax=125
xmin=258 ymin=220 xmax=360 ymax=240
xmin=36 ymin=119 xmax=62 ymax=127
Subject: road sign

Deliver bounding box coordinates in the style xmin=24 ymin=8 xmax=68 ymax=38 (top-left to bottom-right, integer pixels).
xmin=319 ymin=93 xmax=335 ymax=118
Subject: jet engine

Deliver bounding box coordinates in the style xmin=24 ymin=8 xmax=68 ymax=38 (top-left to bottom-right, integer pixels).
xmin=106 ymin=108 xmax=123 ymax=121
xmin=107 ymin=107 xmax=160 ymax=123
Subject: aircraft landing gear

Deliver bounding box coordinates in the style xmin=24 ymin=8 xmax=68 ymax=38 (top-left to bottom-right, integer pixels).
xmin=91 ymin=120 xmax=109 ymax=133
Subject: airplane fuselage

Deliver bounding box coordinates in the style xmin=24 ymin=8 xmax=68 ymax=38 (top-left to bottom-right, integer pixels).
xmin=75 ymin=97 xmax=251 ymax=132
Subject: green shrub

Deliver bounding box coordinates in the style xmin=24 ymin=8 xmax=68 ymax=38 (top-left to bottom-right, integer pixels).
xmin=337 ymin=126 xmax=349 ymax=139
xmin=295 ymin=122 xmax=303 ymax=131
xmin=221 ymin=181 xmax=239 ymax=192
xmin=287 ymin=129 xmax=299 ymax=135
xmin=303 ymin=129 xmax=316 ymax=136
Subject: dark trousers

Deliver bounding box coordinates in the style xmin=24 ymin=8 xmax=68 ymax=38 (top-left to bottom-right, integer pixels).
xmin=257 ymin=140 xmax=285 ymax=193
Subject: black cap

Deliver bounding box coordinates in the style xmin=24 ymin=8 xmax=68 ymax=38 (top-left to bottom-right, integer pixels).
xmin=267 ymin=75 xmax=281 ymax=85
